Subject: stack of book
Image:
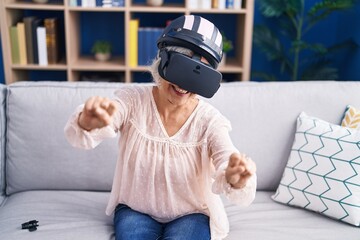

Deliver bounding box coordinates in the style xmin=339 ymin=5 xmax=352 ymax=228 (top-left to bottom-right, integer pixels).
xmin=129 ymin=19 xmax=164 ymax=67
xmin=69 ymin=0 xmax=124 ymax=7
xmin=188 ymin=0 xmax=242 ymax=9
xmin=9 ymin=17 xmax=60 ymax=66
xmin=138 ymin=28 xmax=163 ymax=66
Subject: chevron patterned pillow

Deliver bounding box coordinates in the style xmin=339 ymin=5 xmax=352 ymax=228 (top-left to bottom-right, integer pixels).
xmin=272 ymin=112 xmax=360 ymax=226
xmin=341 ymin=105 xmax=360 ymax=130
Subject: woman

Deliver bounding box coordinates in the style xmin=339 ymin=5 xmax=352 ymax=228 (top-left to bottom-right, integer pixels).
xmin=65 ymin=15 xmax=257 ymax=240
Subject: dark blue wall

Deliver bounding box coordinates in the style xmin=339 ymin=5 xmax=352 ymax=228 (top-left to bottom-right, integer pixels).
xmin=251 ymin=1 xmax=360 ymax=81
xmin=336 ymin=2 xmax=360 ymax=80
xmin=0 ymin=37 xmax=4 ymax=84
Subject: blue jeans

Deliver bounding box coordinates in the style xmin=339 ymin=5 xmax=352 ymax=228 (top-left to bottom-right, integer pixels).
xmin=114 ymin=204 xmax=210 ymax=240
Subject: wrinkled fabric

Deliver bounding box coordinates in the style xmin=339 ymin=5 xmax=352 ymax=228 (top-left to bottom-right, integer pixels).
xmin=64 ymin=85 xmax=256 ymax=239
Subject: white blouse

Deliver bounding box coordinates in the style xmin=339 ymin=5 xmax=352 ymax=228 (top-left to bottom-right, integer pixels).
xmin=64 ymin=85 xmax=256 ymax=240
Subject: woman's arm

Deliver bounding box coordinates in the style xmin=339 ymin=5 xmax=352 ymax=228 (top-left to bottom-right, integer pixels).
xmin=208 ymin=119 xmax=257 ymax=206
xmin=64 ymin=97 xmax=123 ymax=150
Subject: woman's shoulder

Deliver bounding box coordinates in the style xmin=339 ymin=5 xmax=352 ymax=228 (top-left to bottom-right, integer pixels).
xmin=197 ymin=100 xmax=232 ymax=129
xmin=198 ymin=100 xmax=221 ymax=117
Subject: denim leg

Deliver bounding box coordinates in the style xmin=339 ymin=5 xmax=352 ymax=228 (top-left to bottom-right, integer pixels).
xmin=114 ymin=204 xmax=162 ymax=240
xmin=162 ymin=213 xmax=211 ymax=240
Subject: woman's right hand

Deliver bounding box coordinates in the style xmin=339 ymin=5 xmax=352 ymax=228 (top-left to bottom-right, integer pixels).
xmin=78 ymin=96 xmax=118 ymax=131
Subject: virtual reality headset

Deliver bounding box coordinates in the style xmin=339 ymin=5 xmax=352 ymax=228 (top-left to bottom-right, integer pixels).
xmin=158 ymin=49 xmax=222 ymax=98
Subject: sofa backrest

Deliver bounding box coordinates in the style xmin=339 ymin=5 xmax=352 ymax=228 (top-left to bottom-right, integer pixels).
xmin=0 ymin=84 xmax=6 ymax=203
xmin=206 ymin=81 xmax=360 ymax=190
xmin=4 ymin=81 xmax=360 ymax=195
xmin=6 ymin=82 xmax=123 ymax=195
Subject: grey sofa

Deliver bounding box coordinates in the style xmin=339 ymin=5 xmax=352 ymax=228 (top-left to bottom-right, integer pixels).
xmin=0 ymin=81 xmax=359 ymax=240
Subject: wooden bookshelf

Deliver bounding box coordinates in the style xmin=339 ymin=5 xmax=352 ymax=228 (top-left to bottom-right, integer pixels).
xmin=0 ymin=0 xmax=254 ymax=84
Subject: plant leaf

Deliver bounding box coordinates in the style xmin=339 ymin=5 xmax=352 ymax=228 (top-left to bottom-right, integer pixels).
xmin=301 ymin=60 xmax=338 ymax=80
xmin=290 ymin=41 xmax=328 ymax=54
xmin=307 ymin=0 xmax=356 ymax=28
xmin=253 ymin=26 xmax=285 ymax=60
xmin=258 ymin=0 xmax=288 ymax=17
xmin=258 ymin=0 xmax=303 ymax=17
xmin=251 ymin=71 xmax=278 ymax=81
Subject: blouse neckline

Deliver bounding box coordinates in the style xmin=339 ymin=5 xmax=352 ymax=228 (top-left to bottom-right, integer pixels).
xmin=149 ymin=86 xmax=202 ymax=139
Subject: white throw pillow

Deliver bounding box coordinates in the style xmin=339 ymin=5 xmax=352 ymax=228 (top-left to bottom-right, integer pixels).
xmin=272 ymin=112 xmax=360 ymax=226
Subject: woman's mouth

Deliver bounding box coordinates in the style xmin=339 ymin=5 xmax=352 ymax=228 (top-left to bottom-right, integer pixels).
xmin=172 ymin=85 xmax=189 ymax=95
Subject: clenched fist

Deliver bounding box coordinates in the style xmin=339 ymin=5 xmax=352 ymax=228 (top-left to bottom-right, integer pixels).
xmin=225 ymin=153 xmax=256 ymax=189
xmin=78 ymin=96 xmax=118 ymax=131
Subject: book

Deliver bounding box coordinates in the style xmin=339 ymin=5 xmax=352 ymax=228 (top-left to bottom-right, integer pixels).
xmin=69 ymin=0 xmax=77 ymax=6
xmin=31 ymin=18 xmax=43 ymax=64
xmin=44 ymin=18 xmax=59 ymax=64
xmin=143 ymin=28 xmax=152 ymax=66
xmin=81 ymin=0 xmax=88 ymax=7
xmin=112 ymin=0 xmax=124 ymax=7
xmin=234 ymin=0 xmax=241 ymax=9
xmin=129 ymin=19 xmax=139 ymax=67
xmin=17 ymin=22 xmax=27 ymax=65
xmin=150 ymin=28 xmax=162 ymax=63
xmin=217 ymin=0 xmax=226 ymax=9
xmin=212 ymin=0 xmax=218 ymax=8
xmin=188 ymin=0 xmax=199 ymax=9
xmin=24 ymin=16 xmax=36 ymax=64
xmin=200 ymin=0 xmax=211 ymax=9
xmin=9 ymin=26 xmax=20 ymax=64
xmin=87 ymin=0 xmax=96 ymax=7
xmin=226 ymin=0 xmax=234 ymax=8
xmin=102 ymin=0 xmax=112 ymax=7
xmin=37 ymin=26 xmax=48 ymax=66
xmin=138 ymin=28 xmax=146 ymax=66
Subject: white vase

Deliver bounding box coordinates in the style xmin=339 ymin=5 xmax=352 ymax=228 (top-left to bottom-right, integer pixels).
xmin=95 ymin=53 xmax=111 ymax=62
xmin=146 ymin=0 xmax=163 ymax=6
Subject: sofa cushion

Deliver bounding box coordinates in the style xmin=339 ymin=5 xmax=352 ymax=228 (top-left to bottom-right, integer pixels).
xmin=272 ymin=112 xmax=360 ymax=226
xmin=0 ymin=190 xmax=113 ymax=240
xmin=0 ymin=191 xmax=358 ymax=240
xmin=341 ymin=105 xmax=360 ymax=129
xmin=6 ymin=81 xmax=126 ymax=194
xmin=0 ymin=84 xmax=6 ymax=203
xmin=226 ymin=192 xmax=359 ymax=240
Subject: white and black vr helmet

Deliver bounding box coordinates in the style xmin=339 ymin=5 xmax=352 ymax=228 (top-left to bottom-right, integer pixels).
xmin=157 ymin=15 xmax=224 ymax=98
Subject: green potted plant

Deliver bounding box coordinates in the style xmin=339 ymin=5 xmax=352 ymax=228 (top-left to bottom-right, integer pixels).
xmin=220 ymin=33 xmax=233 ymax=67
xmin=252 ymin=0 xmax=358 ymax=81
xmin=91 ymin=40 xmax=112 ymax=61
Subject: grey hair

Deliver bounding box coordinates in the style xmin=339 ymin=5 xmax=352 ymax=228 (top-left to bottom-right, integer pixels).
xmin=149 ymin=46 xmax=193 ymax=85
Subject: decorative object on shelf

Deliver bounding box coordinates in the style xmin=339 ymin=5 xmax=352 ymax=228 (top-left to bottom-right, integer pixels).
xmin=146 ymin=0 xmax=163 ymax=7
xmin=91 ymin=40 xmax=112 ymax=61
xmin=252 ymin=0 xmax=358 ymax=81
xmin=219 ymin=32 xmax=233 ymax=67
xmin=32 ymin=0 xmax=49 ymax=3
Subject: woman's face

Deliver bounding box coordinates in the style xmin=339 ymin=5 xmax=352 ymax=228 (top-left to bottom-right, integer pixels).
xmin=157 ymin=56 xmax=210 ymax=106
xmin=158 ymin=80 xmax=195 ymax=106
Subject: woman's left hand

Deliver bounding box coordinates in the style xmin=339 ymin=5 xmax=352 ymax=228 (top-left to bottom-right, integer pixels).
xmin=225 ymin=153 xmax=256 ymax=189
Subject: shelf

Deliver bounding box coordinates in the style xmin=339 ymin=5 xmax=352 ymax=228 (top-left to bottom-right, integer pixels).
xmin=189 ymin=8 xmax=247 ymax=14
xmin=5 ymin=2 xmax=65 ymax=10
xmin=12 ymin=63 xmax=67 ymax=70
xmin=130 ymin=4 xmax=185 ymax=12
xmin=71 ymin=56 xmax=125 ymax=71
xmin=67 ymin=6 xmax=126 ymax=12
xmin=0 ymin=0 xmax=254 ymax=83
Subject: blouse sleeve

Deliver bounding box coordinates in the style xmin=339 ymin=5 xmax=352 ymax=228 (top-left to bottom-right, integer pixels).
xmin=208 ymin=113 xmax=257 ymax=206
xmin=64 ymin=87 xmax=133 ymax=150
